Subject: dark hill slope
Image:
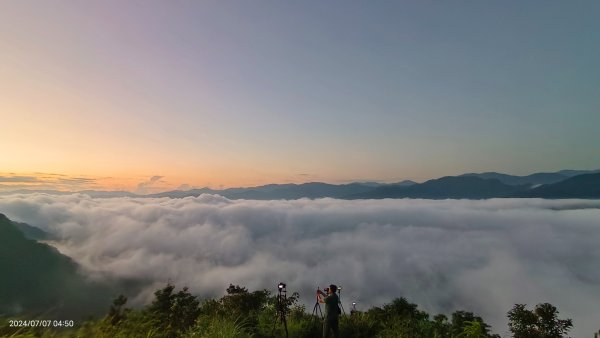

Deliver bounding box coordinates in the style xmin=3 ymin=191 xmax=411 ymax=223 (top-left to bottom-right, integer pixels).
xmin=11 ymin=221 xmax=49 ymax=240
xmin=0 ymin=214 xmax=110 ymax=318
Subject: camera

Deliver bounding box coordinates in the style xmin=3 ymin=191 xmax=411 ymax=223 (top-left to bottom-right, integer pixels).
xmin=324 ymin=287 xmax=329 ymax=293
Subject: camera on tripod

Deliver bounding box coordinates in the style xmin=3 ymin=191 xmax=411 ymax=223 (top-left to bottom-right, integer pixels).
xmin=322 ymin=285 xmax=341 ymax=294
xmin=273 ymin=282 xmax=288 ymax=338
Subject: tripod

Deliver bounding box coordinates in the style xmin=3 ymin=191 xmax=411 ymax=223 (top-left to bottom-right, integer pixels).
xmin=312 ymin=288 xmax=324 ymax=322
xmin=337 ymin=287 xmax=346 ymax=315
xmin=272 ymin=283 xmax=289 ymax=338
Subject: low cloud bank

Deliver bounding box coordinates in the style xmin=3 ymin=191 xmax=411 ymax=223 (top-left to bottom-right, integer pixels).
xmin=1 ymin=194 xmax=599 ymax=336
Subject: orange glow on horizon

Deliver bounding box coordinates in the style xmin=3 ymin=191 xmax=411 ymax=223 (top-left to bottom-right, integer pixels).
xmin=0 ymin=170 xmax=358 ymax=194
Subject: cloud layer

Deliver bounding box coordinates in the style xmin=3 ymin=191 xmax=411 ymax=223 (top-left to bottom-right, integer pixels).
xmin=1 ymin=194 xmax=599 ymax=336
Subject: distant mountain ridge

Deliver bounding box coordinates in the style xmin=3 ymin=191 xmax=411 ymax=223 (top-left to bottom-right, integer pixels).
xmin=349 ymin=176 xmax=530 ymax=200
xmin=1 ymin=169 xmax=599 ymax=200
xmin=460 ymin=169 xmax=600 ymax=186
xmin=513 ymin=173 xmax=600 ymax=198
xmin=141 ymin=169 xmax=600 ymax=200
xmin=150 ymin=182 xmax=382 ymax=200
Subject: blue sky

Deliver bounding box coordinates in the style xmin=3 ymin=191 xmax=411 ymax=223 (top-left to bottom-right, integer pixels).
xmin=1 ymin=1 xmax=599 ymax=190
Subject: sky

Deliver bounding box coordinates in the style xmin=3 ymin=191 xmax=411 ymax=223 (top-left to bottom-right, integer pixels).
xmin=1 ymin=1 xmax=599 ymax=192
xmin=1 ymin=194 xmax=599 ymax=337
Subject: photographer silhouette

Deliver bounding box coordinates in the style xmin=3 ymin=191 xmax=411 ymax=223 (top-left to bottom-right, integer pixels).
xmin=317 ymin=284 xmax=341 ymax=338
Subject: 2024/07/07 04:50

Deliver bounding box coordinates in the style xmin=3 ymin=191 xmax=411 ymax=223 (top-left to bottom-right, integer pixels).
xmin=8 ymin=320 xmax=75 ymax=327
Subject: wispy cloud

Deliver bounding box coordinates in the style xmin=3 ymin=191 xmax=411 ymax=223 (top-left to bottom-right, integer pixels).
xmin=177 ymin=183 xmax=193 ymax=191
xmin=0 ymin=196 xmax=598 ymax=337
xmin=135 ymin=175 xmax=165 ymax=195
xmin=0 ymin=173 xmax=102 ymax=193
xmin=57 ymin=177 xmax=97 ymax=184
xmin=0 ymin=176 xmax=40 ymax=183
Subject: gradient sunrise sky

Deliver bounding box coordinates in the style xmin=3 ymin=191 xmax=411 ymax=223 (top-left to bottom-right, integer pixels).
xmin=1 ymin=1 xmax=599 ymax=192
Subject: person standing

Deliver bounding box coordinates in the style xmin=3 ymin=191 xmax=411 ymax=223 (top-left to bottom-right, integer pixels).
xmin=317 ymin=284 xmax=340 ymax=338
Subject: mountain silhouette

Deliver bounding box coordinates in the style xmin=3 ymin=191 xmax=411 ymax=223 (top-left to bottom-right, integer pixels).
xmin=461 ymin=169 xmax=600 ymax=186
xmin=350 ymin=176 xmax=529 ymax=199
xmin=149 ymin=182 xmax=381 ymax=200
xmin=2 ymin=169 xmax=599 ymax=200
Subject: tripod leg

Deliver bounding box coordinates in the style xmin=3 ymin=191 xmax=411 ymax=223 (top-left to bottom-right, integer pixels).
xmin=338 ymin=291 xmax=346 ymax=315
xmin=312 ymin=302 xmax=323 ymax=318
xmin=273 ymin=296 xmax=282 ymax=336
xmin=282 ymin=313 xmax=289 ymax=338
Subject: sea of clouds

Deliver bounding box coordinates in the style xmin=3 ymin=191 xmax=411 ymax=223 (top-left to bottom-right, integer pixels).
xmin=1 ymin=194 xmax=599 ymax=336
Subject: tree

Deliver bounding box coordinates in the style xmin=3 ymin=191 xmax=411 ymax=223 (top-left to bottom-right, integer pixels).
xmin=107 ymin=294 xmax=128 ymax=325
xmin=221 ymin=284 xmax=271 ymax=318
xmin=369 ymin=298 xmax=435 ymax=337
xmin=146 ymin=284 xmax=201 ymax=338
xmin=432 ymin=314 xmax=451 ymax=338
xmin=457 ymin=320 xmax=488 ymax=338
xmin=507 ymin=303 xmax=573 ymax=338
xmin=451 ymin=310 xmax=499 ymax=338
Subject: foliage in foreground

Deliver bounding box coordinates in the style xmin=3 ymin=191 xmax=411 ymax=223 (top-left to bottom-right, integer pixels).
xmin=1 ymin=284 xmax=574 ymax=338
